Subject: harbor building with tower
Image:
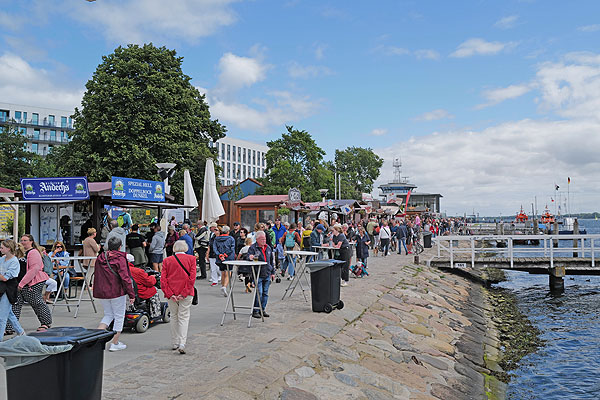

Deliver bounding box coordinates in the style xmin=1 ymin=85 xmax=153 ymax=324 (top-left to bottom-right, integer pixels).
xmin=378 ymin=158 xmax=443 ymax=214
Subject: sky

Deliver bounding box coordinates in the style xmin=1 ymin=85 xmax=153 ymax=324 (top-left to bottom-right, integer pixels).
xmin=1 ymin=0 xmax=600 ymax=216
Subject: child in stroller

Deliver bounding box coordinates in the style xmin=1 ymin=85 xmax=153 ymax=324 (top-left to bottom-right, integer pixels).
xmin=125 ymin=254 xmax=170 ymax=332
xmin=350 ymin=261 xmax=369 ymax=278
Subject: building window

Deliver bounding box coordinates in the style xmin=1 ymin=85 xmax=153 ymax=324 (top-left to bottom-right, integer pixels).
xmin=48 ymin=145 xmax=53 ymax=153
xmin=227 ymin=144 xmax=230 ymax=160
xmin=33 ymin=129 xmax=40 ymax=140
xmin=237 ymin=148 xmax=241 ymax=162
xmin=19 ymin=127 xmax=26 ymax=136
xmin=0 ymin=110 xmax=8 ymax=122
xmin=50 ymin=130 xmax=56 ymax=141
xmin=243 ymin=148 xmax=246 ymax=163
xmin=243 ymin=165 xmax=246 ymax=178
xmin=60 ymin=131 xmax=66 ymax=142
xmin=14 ymin=111 xmax=21 ymax=121
xmin=232 ymin=145 xmax=236 ymax=161
xmin=227 ymin=162 xmax=230 ymax=178
xmin=253 ymin=167 xmax=256 ymax=177
xmin=48 ymin=115 xmax=55 ymax=126
xmin=227 ymin=180 xmax=230 ymax=186
xmin=253 ymin=150 xmax=256 ymax=165
xmin=32 ymin=113 xmax=39 ymax=124
xmin=31 ymin=143 xmax=38 ymax=153
xmin=221 ymin=143 xmax=225 ymax=159
xmin=68 ymin=117 xmax=73 ymax=128
xmin=61 ymin=116 xmax=67 ymax=128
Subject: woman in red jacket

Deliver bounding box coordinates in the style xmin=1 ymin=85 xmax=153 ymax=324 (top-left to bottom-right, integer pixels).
xmin=162 ymin=240 xmax=196 ymax=354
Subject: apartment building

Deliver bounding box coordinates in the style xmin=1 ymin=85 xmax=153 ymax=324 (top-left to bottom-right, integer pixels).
xmin=0 ymin=102 xmax=74 ymax=156
xmin=211 ymin=136 xmax=269 ymax=186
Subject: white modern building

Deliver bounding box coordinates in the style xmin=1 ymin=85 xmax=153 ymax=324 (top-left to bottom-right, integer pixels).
xmin=0 ymin=102 xmax=75 ymax=156
xmin=211 ymin=137 xmax=269 ymax=186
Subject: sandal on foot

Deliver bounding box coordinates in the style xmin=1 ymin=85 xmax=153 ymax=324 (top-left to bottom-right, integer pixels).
xmin=37 ymin=325 xmax=50 ymax=332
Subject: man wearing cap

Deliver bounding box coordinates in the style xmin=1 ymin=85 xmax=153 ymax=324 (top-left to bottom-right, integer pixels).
xmin=310 ymin=224 xmax=325 ymax=260
xmin=272 ymin=218 xmax=286 ymax=268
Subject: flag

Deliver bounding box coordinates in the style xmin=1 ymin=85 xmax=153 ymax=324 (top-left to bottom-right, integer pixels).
xmin=568 ymin=177 xmax=571 ymax=184
xmin=555 ymin=184 xmax=559 ymax=191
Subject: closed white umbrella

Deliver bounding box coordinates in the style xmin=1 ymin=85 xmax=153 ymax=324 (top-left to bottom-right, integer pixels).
xmin=202 ymin=159 xmax=225 ymax=223
xmin=183 ymin=169 xmax=199 ymax=219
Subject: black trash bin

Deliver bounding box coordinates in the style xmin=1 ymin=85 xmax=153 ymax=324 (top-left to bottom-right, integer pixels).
xmin=422 ymin=232 xmax=432 ymax=248
xmin=307 ymin=260 xmax=345 ymax=313
xmin=7 ymin=327 xmax=114 ymax=400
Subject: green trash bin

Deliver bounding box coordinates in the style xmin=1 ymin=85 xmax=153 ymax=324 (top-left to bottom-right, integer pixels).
xmin=6 ymin=327 xmax=114 ymax=400
xmin=306 ymin=260 xmax=345 ymax=313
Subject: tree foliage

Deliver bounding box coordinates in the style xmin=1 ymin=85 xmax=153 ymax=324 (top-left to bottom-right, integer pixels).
xmin=48 ymin=43 xmax=225 ymax=201
xmin=335 ymin=147 xmax=383 ymax=199
xmin=259 ymin=126 xmax=332 ymax=202
xmin=0 ymin=125 xmax=40 ymax=190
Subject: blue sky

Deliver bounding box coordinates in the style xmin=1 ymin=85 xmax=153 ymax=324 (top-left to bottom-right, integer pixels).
xmin=2 ymin=0 xmax=600 ymax=215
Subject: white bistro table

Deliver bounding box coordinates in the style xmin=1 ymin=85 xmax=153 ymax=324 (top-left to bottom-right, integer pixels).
xmin=221 ymin=260 xmax=267 ymax=328
xmin=50 ymin=255 xmax=97 ymax=318
xmin=281 ymin=250 xmax=318 ymax=302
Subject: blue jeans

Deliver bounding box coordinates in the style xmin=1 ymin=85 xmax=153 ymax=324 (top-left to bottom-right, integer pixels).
xmin=55 ymin=268 xmax=70 ymax=290
xmin=283 ymin=254 xmax=295 ymax=277
xmin=0 ymin=293 xmax=24 ymax=338
xmin=398 ymin=238 xmax=408 ymax=254
xmin=254 ymin=276 xmax=271 ymax=312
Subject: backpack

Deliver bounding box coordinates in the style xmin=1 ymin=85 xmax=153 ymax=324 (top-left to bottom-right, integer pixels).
xmin=285 ymin=231 xmax=295 ymax=248
xmin=42 ymin=254 xmax=53 ymax=275
xmin=117 ymin=214 xmax=125 ymax=227
xmin=196 ymin=227 xmax=210 ymax=248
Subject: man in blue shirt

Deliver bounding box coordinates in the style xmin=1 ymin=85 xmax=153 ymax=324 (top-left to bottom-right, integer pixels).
xmin=179 ymin=229 xmax=194 ymax=256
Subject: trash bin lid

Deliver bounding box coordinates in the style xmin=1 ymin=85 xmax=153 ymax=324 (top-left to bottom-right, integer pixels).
xmin=306 ymin=260 xmax=344 ymax=273
xmin=28 ymin=327 xmax=115 ymax=346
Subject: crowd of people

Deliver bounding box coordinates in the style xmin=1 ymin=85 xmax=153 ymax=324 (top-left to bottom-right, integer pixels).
xmin=0 ymin=211 xmax=471 ymax=354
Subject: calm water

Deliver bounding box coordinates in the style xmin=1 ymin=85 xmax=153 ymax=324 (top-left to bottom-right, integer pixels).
xmin=497 ymin=219 xmax=600 ymax=399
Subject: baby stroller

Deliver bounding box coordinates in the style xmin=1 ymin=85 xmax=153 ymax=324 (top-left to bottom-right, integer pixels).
xmin=124 ymin=271 xmax=170 ymax=333
xmin=350 ymin=261 xmax=369 ymax=278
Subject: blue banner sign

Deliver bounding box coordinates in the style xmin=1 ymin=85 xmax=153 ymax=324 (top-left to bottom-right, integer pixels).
xmin=111 ymin=177 xmax=165 ymax=202
xmin=21 ymin=177 xmax=90 ymax=201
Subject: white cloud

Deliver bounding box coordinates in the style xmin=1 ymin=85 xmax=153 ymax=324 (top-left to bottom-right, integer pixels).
xmin=215 ymin=53 xmax=269 ymax=97
xmin=450 ymin=38 xmax=516 ymax=58
xmin=578 ymin=24 xmax=600 ymax=32
xmin=375 ymin=45 xmax=410 ymax=56
xmin=203 ymin=52 xmax=322 ymax=132
xmin=373 ymin=53 xmax=600 ymax=215
xmin=68 ymin=0 xmax=239 ymax=43
xmin=494 ymin=15 xmax=519 ymax=29
xmin=477 ymin=84 xmax=531 ymax=108
xmin=0 ymin=53 xmax=83 ymax=111
xmin=414 ymin=49 xmax=441 ymax=60
xmin=370 ymin=129 xmax=388 ymax=136
xmin=414 ymin=109 xmax=453 ymax=121
xmin=0 ymin=11 xmax=24 ymax=31
xmin=288 ymin=62 xmax=333 ymax=78
xmin=314 ymin=43 xmax=327 ymax=60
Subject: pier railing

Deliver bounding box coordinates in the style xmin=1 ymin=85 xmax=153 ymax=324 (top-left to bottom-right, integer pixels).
xmin=433 ymin=234 xmax=600 ymax=269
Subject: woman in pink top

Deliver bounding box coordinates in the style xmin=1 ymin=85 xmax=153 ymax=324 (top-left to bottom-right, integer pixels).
xmin=14 ymin=234 xmax=52 ymax=331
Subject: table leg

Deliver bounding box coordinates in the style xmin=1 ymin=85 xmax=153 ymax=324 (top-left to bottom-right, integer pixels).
xmin=286 ymin=256 xmax=309 ymax=302
xmin=51 ymin=269 xmax=71 ymax=313
xmin=248 ymin=264 xmax=264 ymax=328
xmin=74 ymin=264 xmax=96 ymax=318
xmin=221 ymin=266 xmax=237 ymax=326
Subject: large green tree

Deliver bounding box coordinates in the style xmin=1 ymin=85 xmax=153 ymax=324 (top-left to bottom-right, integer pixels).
xmin=260 ymin=126 xmax=333 ymax=202
xmin=49 ymin=43 xmax=225 ymax=201
xmin=0 ymin=125 xmax=40 ymax=189
xmin=335 ymin=147 xmax=383 ymax=199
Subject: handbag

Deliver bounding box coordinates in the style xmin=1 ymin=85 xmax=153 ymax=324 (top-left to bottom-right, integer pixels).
xmin=174 ymin=255 xmax=198 ymax=305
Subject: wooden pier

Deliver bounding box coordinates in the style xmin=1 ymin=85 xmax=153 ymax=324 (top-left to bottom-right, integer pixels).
xmin=429 ymin=234 xmax=600 ymax=291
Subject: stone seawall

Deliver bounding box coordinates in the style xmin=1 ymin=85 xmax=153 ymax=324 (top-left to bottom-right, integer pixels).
xmin=103 ymin=253 xmax=506 ymax=399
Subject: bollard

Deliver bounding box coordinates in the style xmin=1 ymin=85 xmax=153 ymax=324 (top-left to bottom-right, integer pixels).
xmin=414 ymin=255 xmax=419 ymax=265
xmin=553 ymin=221 xmax=559 ymax=248
xmin=533 ymin=219 xmax=539 ymax=235
xmin=573 ymin=219 xmax=579 ymax=258
xmin=549 ymin=266 xmax=565 ymax=293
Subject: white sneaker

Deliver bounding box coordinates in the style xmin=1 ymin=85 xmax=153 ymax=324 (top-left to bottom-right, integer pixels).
xmin=221 ymin=286 xmax=228 ymax=297
xmin=109 ymin=342 xmax=127 ymax=352
xmin=341 ymin=281 xmax=348 ymax=287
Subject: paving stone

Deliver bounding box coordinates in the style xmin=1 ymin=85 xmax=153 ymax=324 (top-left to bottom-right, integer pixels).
xmin=280 ymin=387 xmax=319 ymax=400
xmin=312 ymin=322 xmax=342 ymax=338
xmin=355 ymin=343 xmax=386 ymax=359
xmin=361 ymin=388 xmax=395 ymax=400
xmin=334 ymin=372 xmax=359 ymax=387
xmin=366 ymin=339 xmax=398 ymax=353
xmin=285 ymin=373 xmax=303 ymax=386
xmin=295 ymin=366 xmax=316 ymax=378
xmin=322 ymin=340 xmax=360 ymax=361
xmin=402 ymin=323 xmax=432 ymax=337
xmin=318 ymin=352 xmax=344 ymax=371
